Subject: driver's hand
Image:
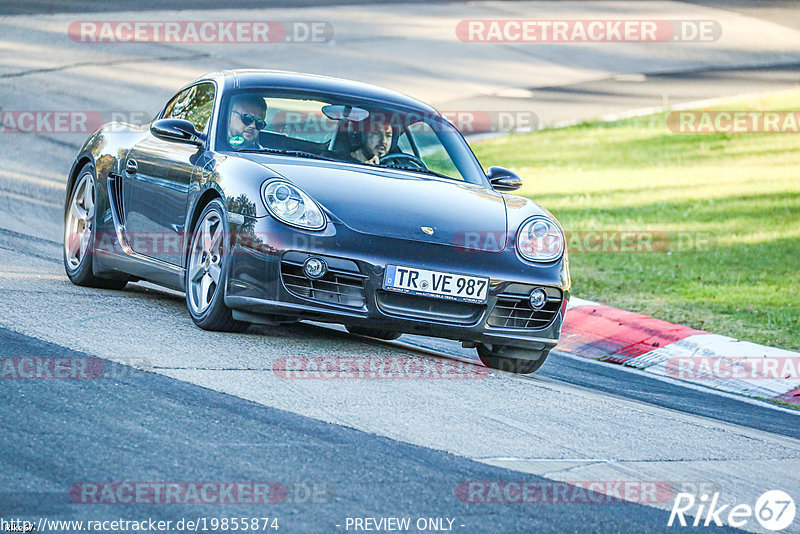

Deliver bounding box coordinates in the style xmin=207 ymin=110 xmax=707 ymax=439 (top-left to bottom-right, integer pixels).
xmin=366 ymin=155 xmax=380 ymax=165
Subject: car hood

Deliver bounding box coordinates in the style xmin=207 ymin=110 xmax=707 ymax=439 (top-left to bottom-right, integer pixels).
xmin=241 ymin=155 xmax=508 ymax=251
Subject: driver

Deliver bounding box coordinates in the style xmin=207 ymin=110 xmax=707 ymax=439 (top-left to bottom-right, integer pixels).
xmin=349 ymin=119 xmax=392 ymax=165
xmin=227 ymin=94 xmax=267 ymax=149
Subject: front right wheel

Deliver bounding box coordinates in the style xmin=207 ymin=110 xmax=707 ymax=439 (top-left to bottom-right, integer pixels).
xmin=477 ymin=344 xmax=550 ymax=374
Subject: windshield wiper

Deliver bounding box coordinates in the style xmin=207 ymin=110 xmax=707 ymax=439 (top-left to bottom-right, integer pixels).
xmin=385 ymin=165 xmax=453 ymax=181
xmin=235 ymin=148 xmax=336 ymax=162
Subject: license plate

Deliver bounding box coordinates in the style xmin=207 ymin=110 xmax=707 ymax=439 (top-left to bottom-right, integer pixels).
xmin=383 ymin=264 xmax=489 ymax=304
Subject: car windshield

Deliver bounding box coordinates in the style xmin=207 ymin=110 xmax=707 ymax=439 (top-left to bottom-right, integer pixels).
xmin=216 ymin=89 xmax=487 ymax=185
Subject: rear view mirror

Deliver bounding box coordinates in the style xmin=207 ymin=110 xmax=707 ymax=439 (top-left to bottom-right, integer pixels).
xmin=321 ymin=104 xmax=370 ymax=122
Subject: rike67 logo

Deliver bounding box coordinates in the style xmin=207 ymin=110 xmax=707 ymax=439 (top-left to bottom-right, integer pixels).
xmin=669 ymin=490 xmax=796 ymax=531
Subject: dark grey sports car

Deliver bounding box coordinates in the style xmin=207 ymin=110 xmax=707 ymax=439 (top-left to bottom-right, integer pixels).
xmin=64 ymin=70 xmax=570 ymax=373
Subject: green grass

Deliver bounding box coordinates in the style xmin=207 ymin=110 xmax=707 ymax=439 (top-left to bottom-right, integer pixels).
xmin=472 ymin=90 xmax=800 ymax=350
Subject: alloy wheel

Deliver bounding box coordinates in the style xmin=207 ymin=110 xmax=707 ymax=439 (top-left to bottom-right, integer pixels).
xmin=187 ymin=211 xmax=224 ymax=314
xmin=64 ymin=171 xmax=95 ymax=271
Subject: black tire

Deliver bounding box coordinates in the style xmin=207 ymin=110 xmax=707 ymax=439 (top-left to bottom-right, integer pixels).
xmin=477 ymin=344 xmax=550 ymax=374
xmin=63 ymin=163 xmax=128 ymax=290
xmin=346 ymin=326 xmax=402 ymax=341
xmin=185 ymin=199 xmax=249 ymax=333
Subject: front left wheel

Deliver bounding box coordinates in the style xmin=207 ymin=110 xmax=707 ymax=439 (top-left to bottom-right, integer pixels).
xmin=185 ymin=199 xmax=249 ymax=332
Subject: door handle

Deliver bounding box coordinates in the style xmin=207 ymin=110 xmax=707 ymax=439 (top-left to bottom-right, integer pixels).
xmin=125 ymin=159 xmax=138 ymax=174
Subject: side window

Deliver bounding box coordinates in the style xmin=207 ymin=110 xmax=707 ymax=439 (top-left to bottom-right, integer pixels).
xmin=163 ymin=83 xmax=216 ymax=133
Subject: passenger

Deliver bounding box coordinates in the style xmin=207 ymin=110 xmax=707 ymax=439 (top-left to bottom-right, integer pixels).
xmin=227 ymin=95 xmax=267 ymax=149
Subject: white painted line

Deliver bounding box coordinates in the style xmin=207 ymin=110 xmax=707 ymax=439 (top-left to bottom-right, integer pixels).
xmin=554 ymin=349 xmax=800 ymax=415
xmin=548 ymin=87 xmax=800 ymax=130
xmin=566 ymin=296 xmax=601 ymax=309
xmin=621 ymin=334 xmax=800 ymax=399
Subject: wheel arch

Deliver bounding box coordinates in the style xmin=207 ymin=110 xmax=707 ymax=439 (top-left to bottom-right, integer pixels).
xmin=187 ymin=186 xmax=225 ymax=235
xmin=183 ymin=186 xmax=227 ymax=269
xmin=65 ymin=155 xmax=95 ymax=214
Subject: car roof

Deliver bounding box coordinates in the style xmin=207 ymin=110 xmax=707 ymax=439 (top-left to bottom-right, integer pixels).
xmin=192 ymin=69 xmax=439 ymax=114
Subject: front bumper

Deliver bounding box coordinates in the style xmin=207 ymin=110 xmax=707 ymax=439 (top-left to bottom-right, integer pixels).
xmin=225 ymin=216 xmax=570 ymax=351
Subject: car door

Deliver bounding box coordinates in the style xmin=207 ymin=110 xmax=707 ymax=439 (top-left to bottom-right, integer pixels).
xmin=123 ymin=82 xmax=216 ymax=266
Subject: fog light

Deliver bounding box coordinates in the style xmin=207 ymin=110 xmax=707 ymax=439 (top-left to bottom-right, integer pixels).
xmin=303 ymin=257 xmax=327 ymax=279
xmin=529 ymin=288 xmax=547 ymax=310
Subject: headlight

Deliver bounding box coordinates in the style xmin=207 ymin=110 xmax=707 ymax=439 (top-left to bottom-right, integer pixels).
xmin=262 ymin=180 xmax=325 ymax=230
xmin=516 ymin=216 xmax=564 ymax=262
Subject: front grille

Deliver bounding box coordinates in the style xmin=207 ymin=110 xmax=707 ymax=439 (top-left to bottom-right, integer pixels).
xmin=280 ymin=255 xmax=367 ymax=308
xmin=487 ymin=288 xmax=562 ymax=329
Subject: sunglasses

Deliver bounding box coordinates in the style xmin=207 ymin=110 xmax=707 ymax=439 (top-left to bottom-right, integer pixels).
xmin=232 ymin=110 xmax=266 ymax=130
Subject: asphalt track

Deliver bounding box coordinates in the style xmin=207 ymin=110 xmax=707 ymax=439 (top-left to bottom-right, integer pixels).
xmin=2 ymin=1 xmax=800 ymax=533
xmin=0 ymin=326 xmax=743 ymax=533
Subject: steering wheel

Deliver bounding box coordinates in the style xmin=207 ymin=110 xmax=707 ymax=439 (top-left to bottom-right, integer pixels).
xmin=379 ymin=153 xmax=427 ymax=171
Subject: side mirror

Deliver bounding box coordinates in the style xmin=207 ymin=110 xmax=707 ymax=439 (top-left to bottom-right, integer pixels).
xmin=151 ymin=118 xmax=205 ymax=146
xmin=487 ymin=166 xmax=522 ymax=192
